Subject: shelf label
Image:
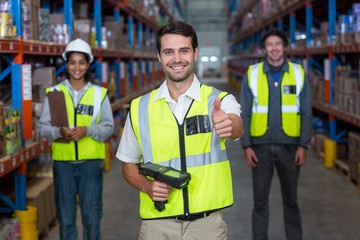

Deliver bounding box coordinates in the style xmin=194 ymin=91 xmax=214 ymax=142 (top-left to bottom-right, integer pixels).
xmin=324 ymin=59 xmax=330 ymax=80
xmin=22 ymin=65 xmax=32 ymax=101
xmin=142 ymin=61 xmax=146 ymax=74
xmin=9 ymin=42 xmax=13 ymax=50
xmin=120 ymin=62 xmax=125 ymax=78
xmin=20 ymin=154 xmax=24 ymax=163
xmin=101 ymin=62 xmax=109 ymax=83
xmin=30 ymin=44 xmax=33 ymax=52
xmin=133 ymin=63 xmax=137 ymax=76
xmin=0 ymin=164 xmax=4 ymax=173
xmin=12 ymin=157 xmax=16 ymax=167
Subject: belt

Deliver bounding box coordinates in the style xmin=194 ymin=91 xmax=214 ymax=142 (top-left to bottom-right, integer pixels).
xmin=174 ymin=211 xmax=217 ymax=221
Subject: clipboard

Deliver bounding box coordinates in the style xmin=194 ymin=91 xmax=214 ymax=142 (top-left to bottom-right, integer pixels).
xmin=47 ymin=91 xmax=70 ymax=143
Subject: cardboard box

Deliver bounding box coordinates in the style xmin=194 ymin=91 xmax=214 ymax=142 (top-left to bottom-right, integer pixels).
xmin=26 ymin=177 xmax=56 ymax=235
xmin=32 ymin=67 xmax=56 ymax=86
xmin=74 ymin=19 xmax=93 ymax=44
xmin=26 ymin=178 xmax=47 ymax=235
xmin=342 ymin=76 xmax=359 ymax=95
xmin=74 ymin=2 xmax=89 ymax=19
xmin=49 ymin=13 xmax=64 ymax=25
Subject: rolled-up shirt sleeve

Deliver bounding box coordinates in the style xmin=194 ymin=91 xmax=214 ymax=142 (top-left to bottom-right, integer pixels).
xmin=221 ymin=94 xmax=242 ymax=116
xmin=116 ymin=113 xmax=143 ymax=164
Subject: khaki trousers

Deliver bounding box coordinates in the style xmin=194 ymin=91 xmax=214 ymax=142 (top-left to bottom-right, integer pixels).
xmin=138 ymin=211 xmax=227 ymax=240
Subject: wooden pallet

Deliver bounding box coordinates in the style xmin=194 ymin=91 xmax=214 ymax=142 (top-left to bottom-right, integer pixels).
xmin=334 ymin=159 xmax=350 ymax=179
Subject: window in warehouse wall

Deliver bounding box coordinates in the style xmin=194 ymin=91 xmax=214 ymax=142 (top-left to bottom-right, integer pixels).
xmin=197 ymin=46 xmax=223 ymax=78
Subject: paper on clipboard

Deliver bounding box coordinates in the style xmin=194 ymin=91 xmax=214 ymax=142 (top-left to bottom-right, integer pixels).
xmin=47 ymin=91 xmax=69 ymax=127
xmin=47 ymin=91 xmax=70 ymax=143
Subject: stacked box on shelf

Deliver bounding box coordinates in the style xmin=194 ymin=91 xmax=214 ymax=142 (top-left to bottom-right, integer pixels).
xmin=31 ymin=66 xmax=56 ymax=144
xmin=3 ymin=107 xmax=21 ymax=155
xmin=26 ymin=177 xmax=56 ymax=236
xmin=23 ymin=0 xmax=41 ymax=41
xmin=338 ymin=14 xmax=354 ymax=46
xmin=39 ymin=8 xmax=50 ymax=42
xmin=147 ymin=28 xmax=156 ymax=52
xmin=90 ymin=25 xmax=109 ymax=48
xmin=22 ymin=2 xmax=32 ymax=40
xmin=334 ymin=69 xmax=359 ymax=115
xmin=49 ymin=13 xmax=70 ymax=44
xmin=0 ymin=1 xmax=15 ymax=38
xmin=142 ymin=0 xmax=161 ymax=24
xmin=320 ymin=21 xmax=329 ymax=45
xmin=307 ymin=69 xmax=324 ymax=103
xmin=73 ymin=2 xmax=88 ymax=19
xmin=352 ymin=3 xmax=360 ymax=44
xmin=74 ymin=19 xmax=93 ymax=45
xmin=32 ymin=67 xmax=56 ymax=103
xmin=348 ymin=132 xmax=360 ymax=182
xmin=261 ymin=0 xmax=279 ymax=20
xmin=104 ymin=20 xmax=122 ymax=50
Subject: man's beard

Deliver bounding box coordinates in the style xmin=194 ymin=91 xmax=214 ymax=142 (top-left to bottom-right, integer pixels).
xmin=163 ymin=65 xmax=193 ymax=82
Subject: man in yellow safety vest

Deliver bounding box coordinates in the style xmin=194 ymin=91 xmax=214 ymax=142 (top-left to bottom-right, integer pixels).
xmin=116 ymin=20 xmax=243 ymax=240
xmin=240 ymin=28 xmax=312 ymax=240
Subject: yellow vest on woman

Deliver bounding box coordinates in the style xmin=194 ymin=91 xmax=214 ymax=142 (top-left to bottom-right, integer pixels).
xmin=130 ymin=84 xmax=233 ymax=219
xmin=248 ymin=62 xmax=304 ymax=137
xmin=46 ymin=83 xmax=107 ymax=161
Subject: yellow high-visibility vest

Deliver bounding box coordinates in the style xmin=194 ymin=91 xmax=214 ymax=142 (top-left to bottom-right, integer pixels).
xmin=130 ymin=84 xmax=233 ymax=219
xmin=248 ymin=62 xmax=304 ymax=137
xmin=46 ymin=83 xmax=107 ymax=160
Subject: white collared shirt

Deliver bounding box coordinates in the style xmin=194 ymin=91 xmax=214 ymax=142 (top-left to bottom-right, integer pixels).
xmin=116 ymin=76 xmax=241 ymax=163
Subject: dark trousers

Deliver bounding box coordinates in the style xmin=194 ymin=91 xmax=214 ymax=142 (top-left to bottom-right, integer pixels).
xmin=251 ymin=144 xmax=302 ymax=240
xmin=53 ymin=160 xmax=104 ymax=240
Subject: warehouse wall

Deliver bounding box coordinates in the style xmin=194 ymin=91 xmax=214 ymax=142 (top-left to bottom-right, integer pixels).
xmin=184 ymin=0 xmax=228 ymax=77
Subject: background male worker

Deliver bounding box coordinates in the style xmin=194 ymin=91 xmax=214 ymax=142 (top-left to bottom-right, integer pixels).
xmin=240 ymin=28 xmax=312 ymax=240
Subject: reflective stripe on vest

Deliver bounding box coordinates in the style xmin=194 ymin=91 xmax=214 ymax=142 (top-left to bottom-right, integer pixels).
xmin=248 ymin=62 xmax=304 ymax=137
xmin=46 ymin=83 xmax=107 ymax=160
xmin=131 ymin=85 xmax=233 ymax=219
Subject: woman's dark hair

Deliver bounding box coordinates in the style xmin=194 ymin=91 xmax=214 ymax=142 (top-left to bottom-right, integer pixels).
xmin=261 ymin=28 xmax=289 ymax=48
xmin=156 ymin=20 xmax=198 ymax=53
xmin=65 ymin=51 xmax=91 ymax=82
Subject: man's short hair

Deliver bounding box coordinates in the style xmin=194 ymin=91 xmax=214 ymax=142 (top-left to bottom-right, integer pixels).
xmin=261 ymin=29 xmax=288 ymax=48
xmin=156 ymin=20 xmax=198 ymax=53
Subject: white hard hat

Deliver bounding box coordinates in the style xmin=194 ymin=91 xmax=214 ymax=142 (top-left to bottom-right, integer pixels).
xmin=62 ymin=38 xmax=94 ymax=63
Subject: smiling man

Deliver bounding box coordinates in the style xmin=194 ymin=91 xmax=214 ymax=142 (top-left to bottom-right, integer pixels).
xmin=116 ymin=20 xmax=243 ymax=240
xmin=240 ymin=29 xmax=313 ymax=240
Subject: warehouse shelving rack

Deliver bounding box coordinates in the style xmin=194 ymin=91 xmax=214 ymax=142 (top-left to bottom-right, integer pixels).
xmin=0 ymin=0 xmax=182 ymax=214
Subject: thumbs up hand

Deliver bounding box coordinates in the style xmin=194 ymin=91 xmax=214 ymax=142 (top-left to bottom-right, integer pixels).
xmin=211 ymin=97 xmax=232 ymax=139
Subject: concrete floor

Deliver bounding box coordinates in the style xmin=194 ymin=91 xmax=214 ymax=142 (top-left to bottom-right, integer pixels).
xmin=43 ymin=79 xmax=360 ymax=240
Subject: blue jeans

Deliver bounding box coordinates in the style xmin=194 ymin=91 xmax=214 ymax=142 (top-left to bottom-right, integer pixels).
xmin=251 ymin=144 xmax=302 ymax=240
xmin=53 ymin=160 xmax=103 ymax=240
